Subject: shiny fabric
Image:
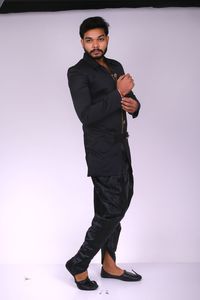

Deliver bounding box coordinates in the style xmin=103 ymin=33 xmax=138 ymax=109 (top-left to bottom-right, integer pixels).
xmin=67 ymin=141 xmax=133 ymax=275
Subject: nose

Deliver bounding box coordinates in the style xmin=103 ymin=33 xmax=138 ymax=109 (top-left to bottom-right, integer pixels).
xmin=92 ymin=39 xmax=99 ymax=49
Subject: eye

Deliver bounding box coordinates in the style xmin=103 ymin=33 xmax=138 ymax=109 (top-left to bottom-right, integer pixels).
xmin=98 ymin=37 xmax=105 ymax=42
xmin=85 ymin=38 xmax=92 ymax=43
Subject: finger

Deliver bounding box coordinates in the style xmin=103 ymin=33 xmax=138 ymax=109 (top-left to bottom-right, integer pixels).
xmin=122 ymin=104 xmax=130 ymax=110
xmin=122 ymin=102 xmax=135 ymax=109
xmin=125 ymin=73 xmax=134 ymax=80
xmin=125 ymin=73 xmax=131 ymax=78
xmin=121 ymin=98 xmax=132 ymax=104
xmin=122 ymin=106 xmax=132 ymax=113
xmin=121 ymin=98 xmax=134 ymax=105
xmin=122 ymin=106 xmax=134 ymax=113
xmin=122 ymin=104 xmax=131 ymax=109
xmin=122 ymin=106 xmax=128 ymax=112
xmin=123 ymin=97 xmax=137 ymax=103
xmin=118 ymin=74 xmax=126 ymax=81
xmin=125 ymin=75 xmax=132 ymax=82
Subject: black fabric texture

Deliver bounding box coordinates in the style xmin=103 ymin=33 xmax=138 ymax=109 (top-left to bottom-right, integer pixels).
xmin=68 ymin=52 xmax=140 ymax=176
xmin=66 ymin=141 xmax=133 ymax=275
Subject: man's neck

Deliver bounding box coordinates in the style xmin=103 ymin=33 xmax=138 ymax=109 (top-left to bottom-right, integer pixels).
xmin=95 ymin=57 xmax=110 ymax=71
xmin=95 ymin=57 xmax=105 ymax=66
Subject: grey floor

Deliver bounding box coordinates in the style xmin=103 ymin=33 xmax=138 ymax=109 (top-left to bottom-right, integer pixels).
xmin=0 ymin=263 xmax=200 ymax=300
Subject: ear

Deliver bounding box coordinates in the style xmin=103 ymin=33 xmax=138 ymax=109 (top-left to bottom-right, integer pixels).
xmin=106 ymin=35 xmax=109 ymax=44
xmin=80 ymin=39 xmax=84 ymax=47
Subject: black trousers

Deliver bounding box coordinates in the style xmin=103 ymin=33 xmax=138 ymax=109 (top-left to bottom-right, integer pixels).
xmin=68 ymin=141 xmax=134 ymax=275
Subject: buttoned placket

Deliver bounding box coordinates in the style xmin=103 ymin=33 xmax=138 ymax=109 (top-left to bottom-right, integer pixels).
xmin=97 ymin=60 xmax=126 ymax=135
xmin=110 ymin=72 xmax=126 ymax=134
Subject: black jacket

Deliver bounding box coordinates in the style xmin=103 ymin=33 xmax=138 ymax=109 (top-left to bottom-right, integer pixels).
xmin=67 ymin=52 xmax=140 ymax=176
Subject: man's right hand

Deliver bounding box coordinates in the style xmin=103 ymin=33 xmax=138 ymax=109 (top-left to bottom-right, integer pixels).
xmin=117 ymin=74 xmax=134 ymax=97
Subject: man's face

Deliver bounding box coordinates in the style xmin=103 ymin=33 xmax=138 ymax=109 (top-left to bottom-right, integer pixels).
xmin=81 ymin=28 xmax=109 ymax=60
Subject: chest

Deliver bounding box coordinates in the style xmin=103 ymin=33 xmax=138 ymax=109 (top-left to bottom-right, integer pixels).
xmin=88 ymin=66 xmax=122 ymax=99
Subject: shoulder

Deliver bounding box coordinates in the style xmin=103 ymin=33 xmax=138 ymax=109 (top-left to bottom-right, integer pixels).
xmin=68 ymin=58 xmax=87 ymax=74
xmin=106 ymin=57 xmax=122 ymax=65
xmin=106 ymin=57 xmax=123 ymax=67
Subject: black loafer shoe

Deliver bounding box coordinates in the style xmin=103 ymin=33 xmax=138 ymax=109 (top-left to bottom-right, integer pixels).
xmin=101 ymin=267 xmax=142 ymax=282
xmin=65 ymin=260 xmax=98 ymax=291
xmin=75 ymin=277 xmax=98 ymax=291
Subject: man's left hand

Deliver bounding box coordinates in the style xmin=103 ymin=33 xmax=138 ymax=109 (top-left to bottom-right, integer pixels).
xmin=121 ymin=97 xmax=139 ymax=113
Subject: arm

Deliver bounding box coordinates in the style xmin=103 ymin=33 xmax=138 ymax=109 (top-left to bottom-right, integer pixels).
xmin=68 ymin=68 xmax=122 ymax=126
xmin=124 ymin=91 xmax=141 ymax=118
xmin=117 ymin=74 xmax=141 ymax=118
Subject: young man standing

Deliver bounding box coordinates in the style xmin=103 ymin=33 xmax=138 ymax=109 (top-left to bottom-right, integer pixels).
xmin=66 ymin=16 xmax=142 ymax=290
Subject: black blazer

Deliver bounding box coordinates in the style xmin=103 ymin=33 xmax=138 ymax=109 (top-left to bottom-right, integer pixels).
xmin=68 ymin=52 xmax=140 ymax=176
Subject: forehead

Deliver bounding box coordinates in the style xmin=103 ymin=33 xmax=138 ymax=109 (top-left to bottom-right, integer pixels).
xmin=83 ymin=28 xmax=106 ymax=39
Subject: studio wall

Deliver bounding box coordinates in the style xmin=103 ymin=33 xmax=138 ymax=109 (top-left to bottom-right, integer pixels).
xmin=0 ymin=7 xmax=200 ymax=264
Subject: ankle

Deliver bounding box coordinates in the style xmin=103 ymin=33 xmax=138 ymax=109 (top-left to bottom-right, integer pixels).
xmin=74 ymin=271 xmax=88 ymax=282
xmin=102 ymin=265 xmax=124 ymax=276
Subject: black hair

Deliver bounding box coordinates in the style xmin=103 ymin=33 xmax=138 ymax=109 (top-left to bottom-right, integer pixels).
xmin=79 ymin=16 xmax=109 ymax=39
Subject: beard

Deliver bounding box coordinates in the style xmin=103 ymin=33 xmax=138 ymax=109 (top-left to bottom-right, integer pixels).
xmin=84 ymin=47 xmax=108 ymax=60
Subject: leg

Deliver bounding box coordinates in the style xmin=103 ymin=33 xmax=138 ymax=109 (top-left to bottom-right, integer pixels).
xmin=66 ymin=171 xmax=130 ymax=277
xmin=99 ymin=146 xmax=142 ymax=281
xmin=102 ymin=250 xmax=124 ymax=276
xmin=65 ymin=141 xmax=137 ymax=285
xmin=101 ymin=153 xmax=134 ymax=275
xmin=101 ymin=223 xmax=121 ymax=265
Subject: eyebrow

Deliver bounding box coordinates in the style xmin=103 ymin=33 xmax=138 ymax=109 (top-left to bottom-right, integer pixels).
xmin=84 ymin=34 xmax=106 ymax=40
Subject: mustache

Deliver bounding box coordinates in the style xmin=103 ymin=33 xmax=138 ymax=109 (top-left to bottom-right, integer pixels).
xmin=90 ymin=49 xmax=103 ymax=54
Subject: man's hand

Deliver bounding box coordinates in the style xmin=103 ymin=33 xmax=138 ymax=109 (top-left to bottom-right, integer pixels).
xmin=121 ymin=97 xmax=139 ymax=113
xmin=117 ymin=74 xmax=134 ymax=96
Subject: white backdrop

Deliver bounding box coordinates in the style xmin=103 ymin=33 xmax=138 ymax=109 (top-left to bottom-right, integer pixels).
xmin=0 ymin=8 xmax=199 ymax=264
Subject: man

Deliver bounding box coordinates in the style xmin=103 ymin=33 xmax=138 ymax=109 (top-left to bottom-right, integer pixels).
xmin=66 ymin=16 xmax=142 ymax=291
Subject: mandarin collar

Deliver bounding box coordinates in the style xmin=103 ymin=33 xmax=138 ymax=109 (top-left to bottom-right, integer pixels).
xmin=83 ymin=52 xmax=114 ymax=69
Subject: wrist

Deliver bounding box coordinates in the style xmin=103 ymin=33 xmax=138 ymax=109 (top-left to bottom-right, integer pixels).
xmin=117 ymin=89 xmax=124 ymax=98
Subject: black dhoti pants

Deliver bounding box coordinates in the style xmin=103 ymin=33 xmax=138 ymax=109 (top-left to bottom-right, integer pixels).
xmin=67 ymin=141 xmax=134 ymax=275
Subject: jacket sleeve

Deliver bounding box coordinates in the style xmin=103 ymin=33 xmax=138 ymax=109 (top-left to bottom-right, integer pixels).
xmin=118 ymin=63 xmax=141 ymax=119
xmin=127 ymin=91 xmax=141 ymax=119
xmin=67 ymin=67 xmax=122 ymax=126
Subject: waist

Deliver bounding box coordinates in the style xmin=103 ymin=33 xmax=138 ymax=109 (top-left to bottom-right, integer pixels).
xmin=83 ymin=127 xmax=129 ymax=142
xmin=113 ymin=131 xmax=129 ymax=142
